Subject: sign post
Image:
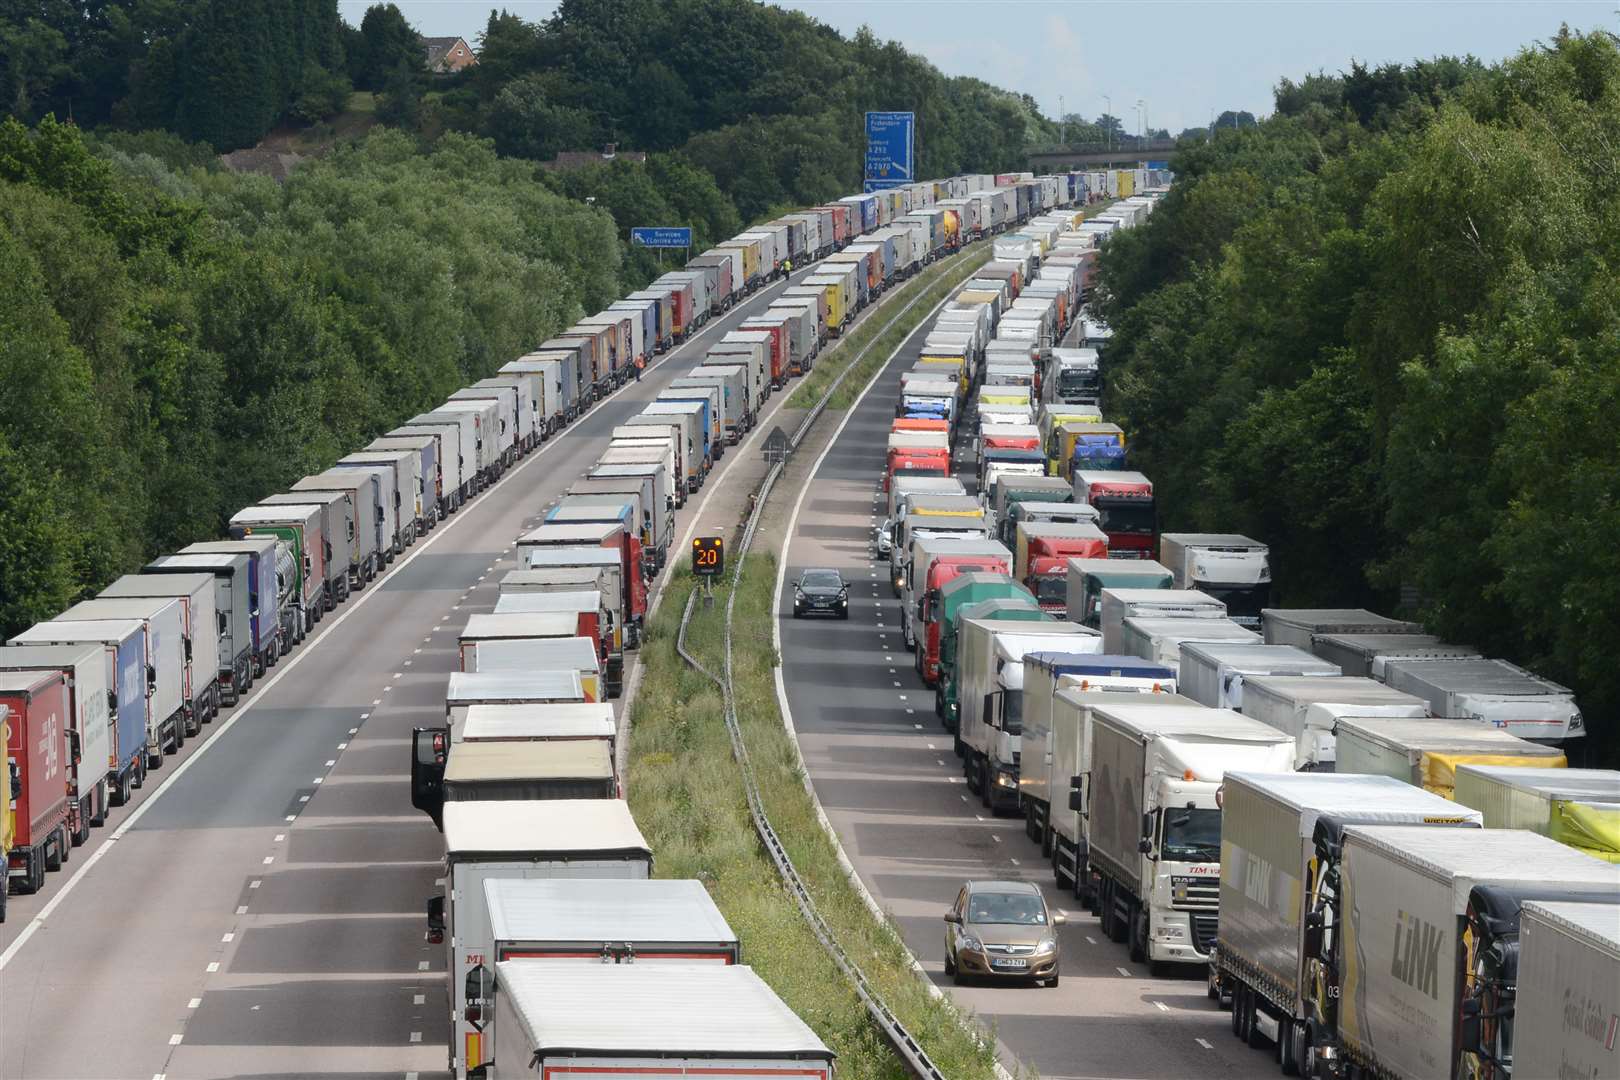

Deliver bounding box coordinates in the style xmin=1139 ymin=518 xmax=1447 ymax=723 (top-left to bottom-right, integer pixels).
xmin=864 ymin=111 xmax=915 ymax=192
xmin=692 ymin=535 xmax=724 ymax=607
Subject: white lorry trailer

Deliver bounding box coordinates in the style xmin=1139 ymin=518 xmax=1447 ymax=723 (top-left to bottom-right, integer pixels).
xmin=490 ymin=963 xmax=833 ymax=1079
xmin=1213 ymin=772 xmax=1483 ymax=1074
xmin=1238 ymin=674 xmax=1429 ymax=770
xmin=1157 ymin=534 xmax=1270 ymax=630
xmin=432 ymin=799 xmax=652 ymax=1080
xmin=1333 ymin=716 xmax=1566 ymax=797
xmin=1503 ymin=900 xmax=1620 ymax=1080
xmin=1121 ymin=615 xmax=1259 ymax=672
xmin=1375 ymin=655 xmax=1586 ymax=745
xmin=1084 ymin=704 xmax=1294 ymax=971
xmin=1098 ymin=587 xmax=1225 ymax=653
xmin=1261 ymin=608 xmax=1422 ymax=649
xmin=1453 ymin=764 xmax=1620 ymax=861
xmin=1176 ymin=641 xmax=1337 ymax=710
xmin=957 ymin=620 xmax=1100 ymax=813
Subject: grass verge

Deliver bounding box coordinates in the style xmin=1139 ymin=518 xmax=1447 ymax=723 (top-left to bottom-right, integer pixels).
xmin=627 ymin=562 xmax=1003 ymax=1079
xmin=789 ymin=246 xmax=993 ymax=410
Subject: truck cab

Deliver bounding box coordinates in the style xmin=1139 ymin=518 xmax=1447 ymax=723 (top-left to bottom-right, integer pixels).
xmin=1074 ymin=470 xmax=1155 ymax=557
xmin=915 ymin=555 xmax=1013 ymax=685
xmin=1159 ymin=533 xmax=1271 ymax=630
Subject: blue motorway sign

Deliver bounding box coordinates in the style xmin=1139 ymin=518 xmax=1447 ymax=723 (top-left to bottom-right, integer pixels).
xmin=864 ymin=111 xmax=914 ymax=190
xmin=631 ymin=227 xmax=693 ymax=249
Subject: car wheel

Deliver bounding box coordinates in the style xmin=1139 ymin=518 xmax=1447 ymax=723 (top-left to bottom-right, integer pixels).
xmin=952 ymin=965 xmax=965 ymax=986
xmin=1045 ymin=971 xmax=1060 ymax=988
xmin=943 ymin=950 xmax=956 ymax=976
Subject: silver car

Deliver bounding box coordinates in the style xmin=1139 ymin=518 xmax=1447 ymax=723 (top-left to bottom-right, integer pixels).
xmin=943 ymin=879 xmax=1063 ymax=986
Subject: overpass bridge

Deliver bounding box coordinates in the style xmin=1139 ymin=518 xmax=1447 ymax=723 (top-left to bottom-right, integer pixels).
xmin=1027 ymin=139 xmax=1178 ymax=170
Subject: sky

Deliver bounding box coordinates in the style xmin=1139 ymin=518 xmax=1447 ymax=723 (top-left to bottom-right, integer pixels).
xmin=345 ymin=1 xmax=1620 ymax=134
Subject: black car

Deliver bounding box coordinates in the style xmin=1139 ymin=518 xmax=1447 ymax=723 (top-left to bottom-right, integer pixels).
xmin=792 ymin=569 xmax=849 ymax=619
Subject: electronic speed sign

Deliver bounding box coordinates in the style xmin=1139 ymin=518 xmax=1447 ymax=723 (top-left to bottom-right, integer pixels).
xmin=692 ymin=536 xmax=725 ymax=577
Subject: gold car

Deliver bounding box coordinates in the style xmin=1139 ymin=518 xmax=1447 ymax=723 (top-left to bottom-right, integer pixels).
xmin=943 ymin=879 xmax=1064 ymax=987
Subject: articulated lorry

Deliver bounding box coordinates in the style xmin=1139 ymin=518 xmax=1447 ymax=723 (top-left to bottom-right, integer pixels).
xmin=55 ymin=597 xmax=186 ymax=767
xmin=1098 ymin=587 xmax=1225 ymax=653
xmin=1176 ymin=641 xmax=1338 ymax=711
xmin=932 ymin=575 xmax=1034 ymax=719
xmin=432 ymin=799 xmax=652 ymax=1079
xmin=1261 ymin=608 xmax=1422 ymax=649
xmin=1084 ymin=704 xmax=1294 ymax=971
xmin=1213 ymin=772 xmax=1483 ymax=1074
xmin=1013 ymin=522 xmax=1109 ymax=611
xmin=1307 ymin=632 xmax=1476 ymax=678
xmin=1067 ymin=558 xmax=1172 ymax=628
xmin=1300 ymin=825 xmax=1618 ymax=1080
xmin=1498 ymin=900 xmax=1620 ymax=1080
xmin=1333 ymin=716 xmax=1565 ymax=797
xmin=0 ymin=643 xmax=111 ymax=850
xmin=957 ymin=619 xmax=1100 ymax=812
xmin=97 ymin=572 xmax=220 ymax=736
xmin=1454 ymin=764 xmax=1620 ymax=861
xmin=910 ymin=543 xmax=1012 ymax=681
xmin=1238 ymin=674 xmax=1429 ymax=770
xmin=1376 ymin=656 xmax=1586 ymax=745
xmin=1158 ymin=534 xmax=1270 ymax=630
xmin=1073 ymin=470 xmax=1154 ymax=556
xmin=0 ymin=671 xmax=71 ymax=906
xmin=1017 ymin=655 xmax=1177 ymax=899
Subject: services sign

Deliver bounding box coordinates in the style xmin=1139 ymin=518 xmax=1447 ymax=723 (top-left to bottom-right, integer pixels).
xmin=864 ymin=111 xmax=914 ymax=192
xmin=631 ymin=227 xmax=693 ymax=249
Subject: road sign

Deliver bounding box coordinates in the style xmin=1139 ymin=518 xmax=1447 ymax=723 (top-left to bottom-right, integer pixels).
xmin=864 ymin=111 xmax=914 ymax=191
xmin=631 ymin=227 xmax=693 ymax=249
xmin=692 ymin=536 xmax=724 ymax=578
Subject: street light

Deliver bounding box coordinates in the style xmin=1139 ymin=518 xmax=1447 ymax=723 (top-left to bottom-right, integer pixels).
xmin=1103 ymin=95 xmax=1112 ymax=151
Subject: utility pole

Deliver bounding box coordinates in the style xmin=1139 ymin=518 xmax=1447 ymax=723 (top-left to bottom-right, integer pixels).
xmin=1059 ymin=94 xmax=1065 ymax=146
xmin=1104 ymin=95 xmax=1112 ymax=153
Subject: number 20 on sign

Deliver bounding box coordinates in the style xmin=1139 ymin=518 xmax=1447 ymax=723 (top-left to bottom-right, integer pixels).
xmin=692 ymin=536 xmax=724 ymax=577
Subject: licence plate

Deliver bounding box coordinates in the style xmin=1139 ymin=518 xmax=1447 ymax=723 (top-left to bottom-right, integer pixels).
xmin=991 ymin=958 xmax=1028 ymax=969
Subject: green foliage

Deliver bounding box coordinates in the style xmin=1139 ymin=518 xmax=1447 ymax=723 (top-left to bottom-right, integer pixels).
xmin=1096 ymin=27 xmax=1620 ymax=762
xmin=351 ymin=2 xmax=418 ymax=90
xmin=0 ymin=117 xmax=614 ymax=640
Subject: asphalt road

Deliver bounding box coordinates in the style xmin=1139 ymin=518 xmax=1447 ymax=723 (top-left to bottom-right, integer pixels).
xmin=0 ymin=269 xmax=824 ymax=1080
xmin=776 ymin=313 xmax=1274 ymax=1079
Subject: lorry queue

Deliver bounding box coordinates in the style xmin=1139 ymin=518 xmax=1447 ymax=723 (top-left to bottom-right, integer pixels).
xmin=866 ymin=177 xmax=1617 ymax=1080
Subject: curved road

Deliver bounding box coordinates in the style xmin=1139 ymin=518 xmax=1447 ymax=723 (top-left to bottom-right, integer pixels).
xmin=776 ymin=314 xmax=1272 ymax=1079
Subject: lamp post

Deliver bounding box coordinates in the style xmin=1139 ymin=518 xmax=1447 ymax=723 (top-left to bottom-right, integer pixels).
xmin=1104 ymin=95 xmax=1112 ymax=152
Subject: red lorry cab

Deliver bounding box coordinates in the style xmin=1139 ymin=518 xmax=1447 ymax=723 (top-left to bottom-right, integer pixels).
xmin=1026 ymin=534 xmax=1109 ymax=611
xmin=0 ymin=669 xmax=71 ymax=891
xmin=918 ymin=556 xmax=1012 ymax=684
xmin=885 ymin=448 xmax=951 ymax=492
xmin=980 ymin=432 xmax=1040 ymax=452
xmin=1074 ymin=470 xmax=1156 ymax=557
xmin=519 ymin=523 xmax=648 ymax=629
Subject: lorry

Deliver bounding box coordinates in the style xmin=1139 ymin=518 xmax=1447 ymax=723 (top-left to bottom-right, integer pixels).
xmin=259 ymin=491 xmax=354 ymax=608
xmin=517 ymin=524 xmax=647 ymax=646
xmin=616 ymin=414 xmax=696 ymax=497
xmin=1046 ymin=347 xmax=1100 ymax=404
xmin=229 ymin=503 xmax=326 ymax=635
xmin=1299 ymin=825 xmax=1618 ymax=1080
xmin=643 ymin=400 xmax=712 ymax=483
xmin=403 ymin=409 xmax=480 ymax=502
xmin=55 ymin=597 xmax=186 ymax=767
xmin=1454 ymin=764 xmax=1620 ymax=861
xmin=0 ymin=644 xmax=108 ymax=850
xmin=1375 ymin=656 xmax=1586 ymax=745
xmin=957 ymin=619 xmax=1101 ymax=811
xmin=413 ymin=700 xmax=617 ymax=818
xmin=141 ymin=551 xmax=254 ymax=702
xmin=98 ymin=572 xmax=221 ymax=735
xmin=1157 ymin=534 xmax=1271 ymax=630
xmin=186 ymin=537 xmax=293 ymax=671
xmin=1083 ymin=704 xmax=1294 ymax=971
xmin=433 ymin=799 xmax=652 ymax=1079
xmin=293 ymin=470 xmax=383 ymax=585
xmin=1238 ymin=674 xmax=1430 ymax=770
xmin=440 ymin=740 xmax=615 ymax=809
xmin=911 ymin=545 xmax=1014 ymax=682
xmin=560 ymin=486 xmax=661 ymax=573
xmin=901 ymin=533 xmax=1004 ymax=648
xmin=1066 ymin=557 xmax=1173 ymax=628
xmin=1013 ymin=522 xmax=1109 ymax=610
xmin=473 ymin=878 xmax=741 ymax=1071
xmin=1098 ymin=587 xmax=1226 ymax=654
xmin=340 ymin=449 xmax=422 ymax=549
xmin=1073 ymin=470 xmax=1155 ymax=557
xmin=0 ymin=671 xmax=71 ymax=904
xmin=932 ymin=574 xmax=1034 ymax=718
xmin=1261 ymin=607 xmax=1423 ymax=650
xmin=1307 ymin=632 xmax=1476 ymax=678
xmin=333 ymin=457 xmax=405 ymax=557
xmin=1333 ymin=716 xmax=1565 ymax=797
xmin=1018 ymin=656 xmax=1178 ymax=890
xmin=521 ymin=547 xmax=633 ymax=650
xmin=986 ymin=474 xmax=1071 ymax=544
xmin=1122 ymin=616 xmax=1260 ymax=674
xmin=371 ymin=432 xmax=441 ymax=527
xmin=488 ymin=963 xmax=832 ymax=1080
xmin=1497 ymin=901 xmax=1620 ymax=1080
xmin=891 ymin=501 xmax=989 ymax=593
xmin=1214 ymin=773 xmax=1484 ymax=1074
xmin=1176 ymin=641 xmax=1339 ymax=711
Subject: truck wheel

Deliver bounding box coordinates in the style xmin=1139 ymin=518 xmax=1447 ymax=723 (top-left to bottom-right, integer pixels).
xmin=978 ymin=763 xmax=991 ymax=808
xmin=0 ymin=882 xmax=7 ymax=922
xmin=1246 ymin=987 xmax=1268 ymax=1049
xmin=1128 ymin=904 xmax=1146 ymax=963
xmin=44 ymin=834 xmax=62 ymax=873
xmin=92 ymin=782 xmax=108 ymax=826
xmin=1232 ymin=982 xmax=1247 ymax=1038
xmin=72 ymin=802 xmax=90 ymax=846
xmin=16 ymin=852 xmax=42 ymax=894
xmin=1279 ymin=1017 xmax=1300 ymax=1075
xmin=146 ymin=747 xmax=163 ymax=771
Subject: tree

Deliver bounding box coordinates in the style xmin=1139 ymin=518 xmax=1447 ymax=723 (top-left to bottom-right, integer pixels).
xmin=353 ymin=2 xmax=420 ymax=91
xmin=375 ymin=59 xmax=421 ymax=129
xmin=1214 ymin=109 xmax=1258 ymax=128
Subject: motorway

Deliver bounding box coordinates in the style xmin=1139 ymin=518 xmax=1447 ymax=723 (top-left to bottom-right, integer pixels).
xmin=0 ymin=268 xmax=827 ymax=1080
xmin=776 ymin=315 xmax=1272 ymax=1079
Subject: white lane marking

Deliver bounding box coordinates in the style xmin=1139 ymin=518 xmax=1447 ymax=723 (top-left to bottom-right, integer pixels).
xmin=298 ymin=795 xmax=309 ymax=802
xmin=312 ymin=777 xmax=323 ymax=784
xmin=221 ymin=932 xmax=234 ymax=943
xmin=284 ymin=815 xmax=295 ymax=823
xmin=1154 ymin=1000 xmax=1169 ymax=1012
xmin=273 ymin=834 xmax=285 ymax=843
xmin=1116 ymin=966 xmax=1132 ymax=977
xmin=937 ymin=759 xmax=945 ymax=766
xmin=262 ymin=856 xmax=273 ymax=865
xmin=187 ymin=997 xmax=202 ymax=1009
xmin=409 ymin=1032 xmax=422 ymax=1044
xmin=413 ymin=994 xmax=426 ymax=1006
xmin=991 ymin=835 xmax=1001 ymax=843
xmin=1196 ymin=1038 xmax=1214 ymax=1049
xmin=235 ymin=906 xmax=248 ymax=915
xmin=912 ymin=722 xmax=922 ymax=730
xmin=1009 ymin=857 xmax=1020 ymax=865
xmin=418 ymin=960 xmax=430 ymax=971
xmin=206 ymin=962 xmax=220 ymax=973
xmin=371 ymin=699 xmax=381 ymax=707
xmin=337 ymin=742 xmax=347 ymax=749
xmin=1086 ymin=935 xmax=1097 ymax=945
xmin=249 ymin=879 xmax=261 ymax=889
xmin=905 ymin=708 xmax=915 ymax=715
xmin=403 ymin=660 xmax=412 ymax=667
xmin=384 ymin=684 xmax=393 ymax=692
xmin=325 ymin=759 xmax=336 ymax=767
xmin=168 ymin=1034 xmax=183 ymax=1046
xmin=926 ymin=743 xmax=935 ymax=750
xmin=898 ymin=694 xmax=907 ymax=700
xmin=961 ymin=795 xmax=968 ymax=802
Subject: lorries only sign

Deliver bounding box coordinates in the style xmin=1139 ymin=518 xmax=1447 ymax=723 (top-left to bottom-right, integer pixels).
xmin=864 ymin=111 xmax=915 ymax=191
xmin=631 ymin=227 xmax=693 ymax=249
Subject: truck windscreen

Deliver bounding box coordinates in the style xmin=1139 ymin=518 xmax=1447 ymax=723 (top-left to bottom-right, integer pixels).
xmin=1034 ymin=575 xmax=1066 ymax=605
xmin=1162 ymin=808 xmax=1221 ymax=863
xmin=1097 ymin=501 xmax=1155 ymax=535
xmin=1002 ymin=690 xmax=1023 ymax=735
xmin=1057 ymin=370 xmax=1098 ymax=399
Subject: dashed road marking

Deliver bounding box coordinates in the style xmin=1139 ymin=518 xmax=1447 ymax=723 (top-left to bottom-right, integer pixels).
xmin=262 ymin=856 xmax=273 ymax=865
xmin=188 ymin=997 xmax=202 ymax=1009
xmin=205 ymin=962 xmax=220 ymax=973
xmin=418 ymin=960 xmax=430 ymax=971
xmin=1154 ymin=1000 xmax=1169 ymax=1012
xmin=1196 ymin=1038 xmax=1214 ymax=1049
xmin=235 ymin=906 xmax=248 ymax=915
xmin=168 ymin=1034 xmax=183 ymax=1046
xmin=1086 ymin=935 xmax=1097 ymax=945
xmin=221 ymin=932 xmax=234 ymax=943
xmin=413 ymin=994 xmax=426 ymax=1006
xmin=249 ymin=879 xmax=261 ymax=889
xmin=1116 ymin=966 xmax=1132 ymax=977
